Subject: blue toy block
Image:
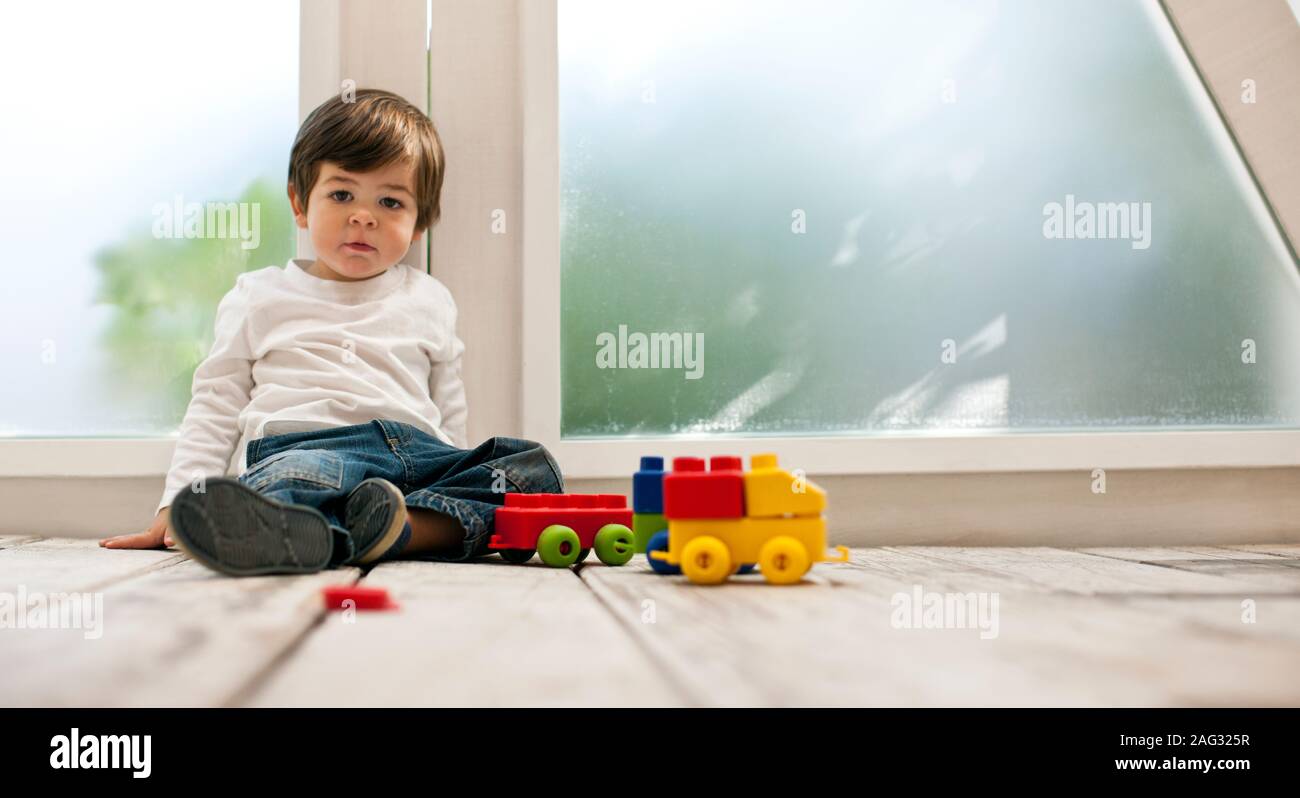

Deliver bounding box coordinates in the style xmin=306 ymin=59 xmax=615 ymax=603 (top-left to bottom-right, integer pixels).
xmin=633 ymin=455 xmax=665 ymax=514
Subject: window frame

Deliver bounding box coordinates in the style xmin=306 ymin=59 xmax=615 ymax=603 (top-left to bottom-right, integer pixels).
xmin=0 ymin=0 xmax=430 ymax=481
xmin=521 ymin=0 xmax=1300 ymax=479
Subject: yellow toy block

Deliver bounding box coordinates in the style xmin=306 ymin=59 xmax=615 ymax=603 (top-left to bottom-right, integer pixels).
xmin=655 ymin=516 xmax=848 ymax=585
xmin=742 ymin=453 xmax=826 ymax=519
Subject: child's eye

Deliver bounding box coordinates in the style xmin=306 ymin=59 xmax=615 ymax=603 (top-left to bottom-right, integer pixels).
xmin=329 ymin=190 xmax=353 ymax=202
xmin=380 ymin=197 xmax=403 ymax=209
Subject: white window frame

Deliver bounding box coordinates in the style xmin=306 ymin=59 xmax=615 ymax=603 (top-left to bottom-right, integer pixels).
xmin=0 ymin=0 xmax=430 ymax=481
xmin=521 ymin=0 xmax=1300 ymax=479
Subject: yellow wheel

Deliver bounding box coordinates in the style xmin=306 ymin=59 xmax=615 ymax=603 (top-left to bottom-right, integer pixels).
xmin=759 ymin=536 xmax=809 ymax=585
xmin=680 ymin=536 xmax=732 ymax=585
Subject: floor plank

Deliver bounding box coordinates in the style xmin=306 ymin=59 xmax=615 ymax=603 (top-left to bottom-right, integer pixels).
xmin=0 ymin=536 xmax=43 ymax=551
xmin=585 ymin=552 xmax=1106 ymax=705
xmin=10 ymin=539 xmax=1300 ymax=707
xmin=1077 ymin=547 xmax=1300 ymax=592
xmin=243 ymin=558 xmax=686 ymax=707
xmin=0 ymin=540 xmax=358 ymax=707
xmin=579 ymin=556 xmax=881 ymax=706
xmin=1079 ymin=546 xmax=1294 ymax=562
xmin=0 ymin=537 xmax=185 ymax=594
xmin=579 ymin=548 xmax=1300 ymax=706
xmin=901 ymin=546 xmax=1292 ymax=595
xmin=831 ymin=549 xmax=1300 ymax=705
xmin=1136 ymin=559 xmax=1300 ymax=592
xmin=1223 ymin=544 xmax=1300 ymax=558
xmin=824 ymin=545 xmax=1054 ymax=594
xmin=1115 ymin=596 xmax=1300 ymax=645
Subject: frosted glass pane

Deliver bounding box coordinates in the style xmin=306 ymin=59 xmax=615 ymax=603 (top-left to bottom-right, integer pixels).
xmin=0 ymin=1 xmax=299 ymax=436
xmin=559 ymin=0 xmax=1300 ymax=437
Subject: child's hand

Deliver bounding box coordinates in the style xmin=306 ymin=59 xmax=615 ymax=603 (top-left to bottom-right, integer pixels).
xmin=100 ymin=507 xmax=175 ymax=549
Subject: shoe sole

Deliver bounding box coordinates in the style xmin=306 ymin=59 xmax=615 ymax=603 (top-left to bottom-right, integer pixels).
xmin=169 ymin=478 xmax=333 ymax=577
xmin=346 ymin=478 xmax=409 ymax=565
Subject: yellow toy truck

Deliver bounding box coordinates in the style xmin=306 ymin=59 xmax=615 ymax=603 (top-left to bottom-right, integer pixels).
xmin=646 ymin=453 xmax=848 ymax=585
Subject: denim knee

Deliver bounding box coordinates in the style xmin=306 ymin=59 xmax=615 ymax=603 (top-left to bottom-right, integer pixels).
xmin=240 ymin=449 xmax=346 ymax=492
xmin=400 ymin=437 xmax=564 ymax=563
xmin=485 ymin=437 xmax=564 ymax=495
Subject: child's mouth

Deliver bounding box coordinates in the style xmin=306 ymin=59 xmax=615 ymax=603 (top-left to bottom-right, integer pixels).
xmin=344 ymin=242 xmax=376 ymax=252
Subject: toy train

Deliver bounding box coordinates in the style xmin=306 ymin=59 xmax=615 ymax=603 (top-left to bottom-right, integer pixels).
xmin=489 ymin=493 xmax=635 ymax=567
xmin=489 ymin=452 xmax=844 ymax=583
xmin=636 ymin=453 xmax=847 ymax=585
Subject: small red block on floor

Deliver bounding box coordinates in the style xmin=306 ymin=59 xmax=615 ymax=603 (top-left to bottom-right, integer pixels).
xmin=322 ymin=585 xmax=397 ymax=611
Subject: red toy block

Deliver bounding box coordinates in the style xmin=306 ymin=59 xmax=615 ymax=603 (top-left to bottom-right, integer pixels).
xmin=491 ymin=493 xmax=633 ymax=552
xmin=663 ymin=455 xmax=744 ymax=520
xmin=322 ymin=585 xmax=397 ymax=611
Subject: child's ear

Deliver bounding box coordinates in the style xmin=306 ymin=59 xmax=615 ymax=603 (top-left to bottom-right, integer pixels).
xmin=287 ymin=184 xmax=309 ymax=230
xmin=410 ymin=227 xmax=425 ymax=244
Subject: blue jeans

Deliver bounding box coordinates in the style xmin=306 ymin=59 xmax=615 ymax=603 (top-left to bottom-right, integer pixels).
xmin=237 ymin=419 xmax=565 ymax=565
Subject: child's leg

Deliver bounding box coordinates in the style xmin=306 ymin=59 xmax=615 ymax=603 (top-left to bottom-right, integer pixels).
xmin=238 ymin=448 xmax=359 ymax=564
xmin=394 ymin=430 xmax=565 ymax=562
xmin=403 ymin=506 xmax=466 ymax=555
xmin=241 ymin=422 xmax=417 ymax=566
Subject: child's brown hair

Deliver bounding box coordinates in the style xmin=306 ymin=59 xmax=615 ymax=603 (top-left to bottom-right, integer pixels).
xmin=289 ymin=88 xmax=445 ymax=231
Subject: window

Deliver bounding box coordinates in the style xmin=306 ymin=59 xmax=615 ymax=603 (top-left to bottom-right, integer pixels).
xmin=0 ymin=0 xmax=299 ymax=436
xmin=557 ymin=0 xmax=1300 ymax=439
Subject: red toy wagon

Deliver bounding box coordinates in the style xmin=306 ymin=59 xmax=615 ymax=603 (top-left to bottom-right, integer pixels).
xmin=490 ymin=493 xmax=636 ymax=567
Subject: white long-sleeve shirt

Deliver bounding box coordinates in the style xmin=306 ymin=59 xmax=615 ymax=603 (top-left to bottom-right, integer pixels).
xmin=157 ymin=257 xmax=468 ymax=513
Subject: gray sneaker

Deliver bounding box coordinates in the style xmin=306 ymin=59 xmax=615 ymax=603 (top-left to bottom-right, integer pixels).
xmin=169 ymin=478 xmax=334 ymax=576
xmin=344 ymin=478 xmax=411 ymax=565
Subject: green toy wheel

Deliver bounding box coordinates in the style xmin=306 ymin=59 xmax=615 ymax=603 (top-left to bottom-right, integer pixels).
xmin=499 ymin=548 xmax=535 ymax=564
xmin=593 ymin=524 xmax=635 ymax=566
xmin=536 ymin=525 xmax=582 ymax=567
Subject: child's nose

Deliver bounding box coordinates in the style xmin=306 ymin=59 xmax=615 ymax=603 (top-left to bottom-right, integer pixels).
xmin=349 ymin=210 xmax=377 ymax=227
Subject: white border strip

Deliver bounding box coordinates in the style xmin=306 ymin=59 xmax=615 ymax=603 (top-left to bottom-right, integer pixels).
xmin=0 ymin=439 xmax=178 ymax=478
xmin=5 ymin=428 xmax=1300 ymax=478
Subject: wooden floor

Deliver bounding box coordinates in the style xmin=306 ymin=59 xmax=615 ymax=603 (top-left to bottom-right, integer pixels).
xmin=2 ymin=536 xmax=1299 ymax=707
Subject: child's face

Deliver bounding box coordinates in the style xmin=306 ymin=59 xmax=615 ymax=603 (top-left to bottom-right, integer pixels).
xmin=289 ymin=160 xmax=424 ymax=281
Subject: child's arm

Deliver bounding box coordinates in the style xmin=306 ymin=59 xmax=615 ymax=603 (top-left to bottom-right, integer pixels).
xmin=429 ymin=296 xmax=468 ymax=449
xmin=101 ymin=278 xmax=256 ymax=549
xmin=100 ymin=507 xmax=173 ymax=550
